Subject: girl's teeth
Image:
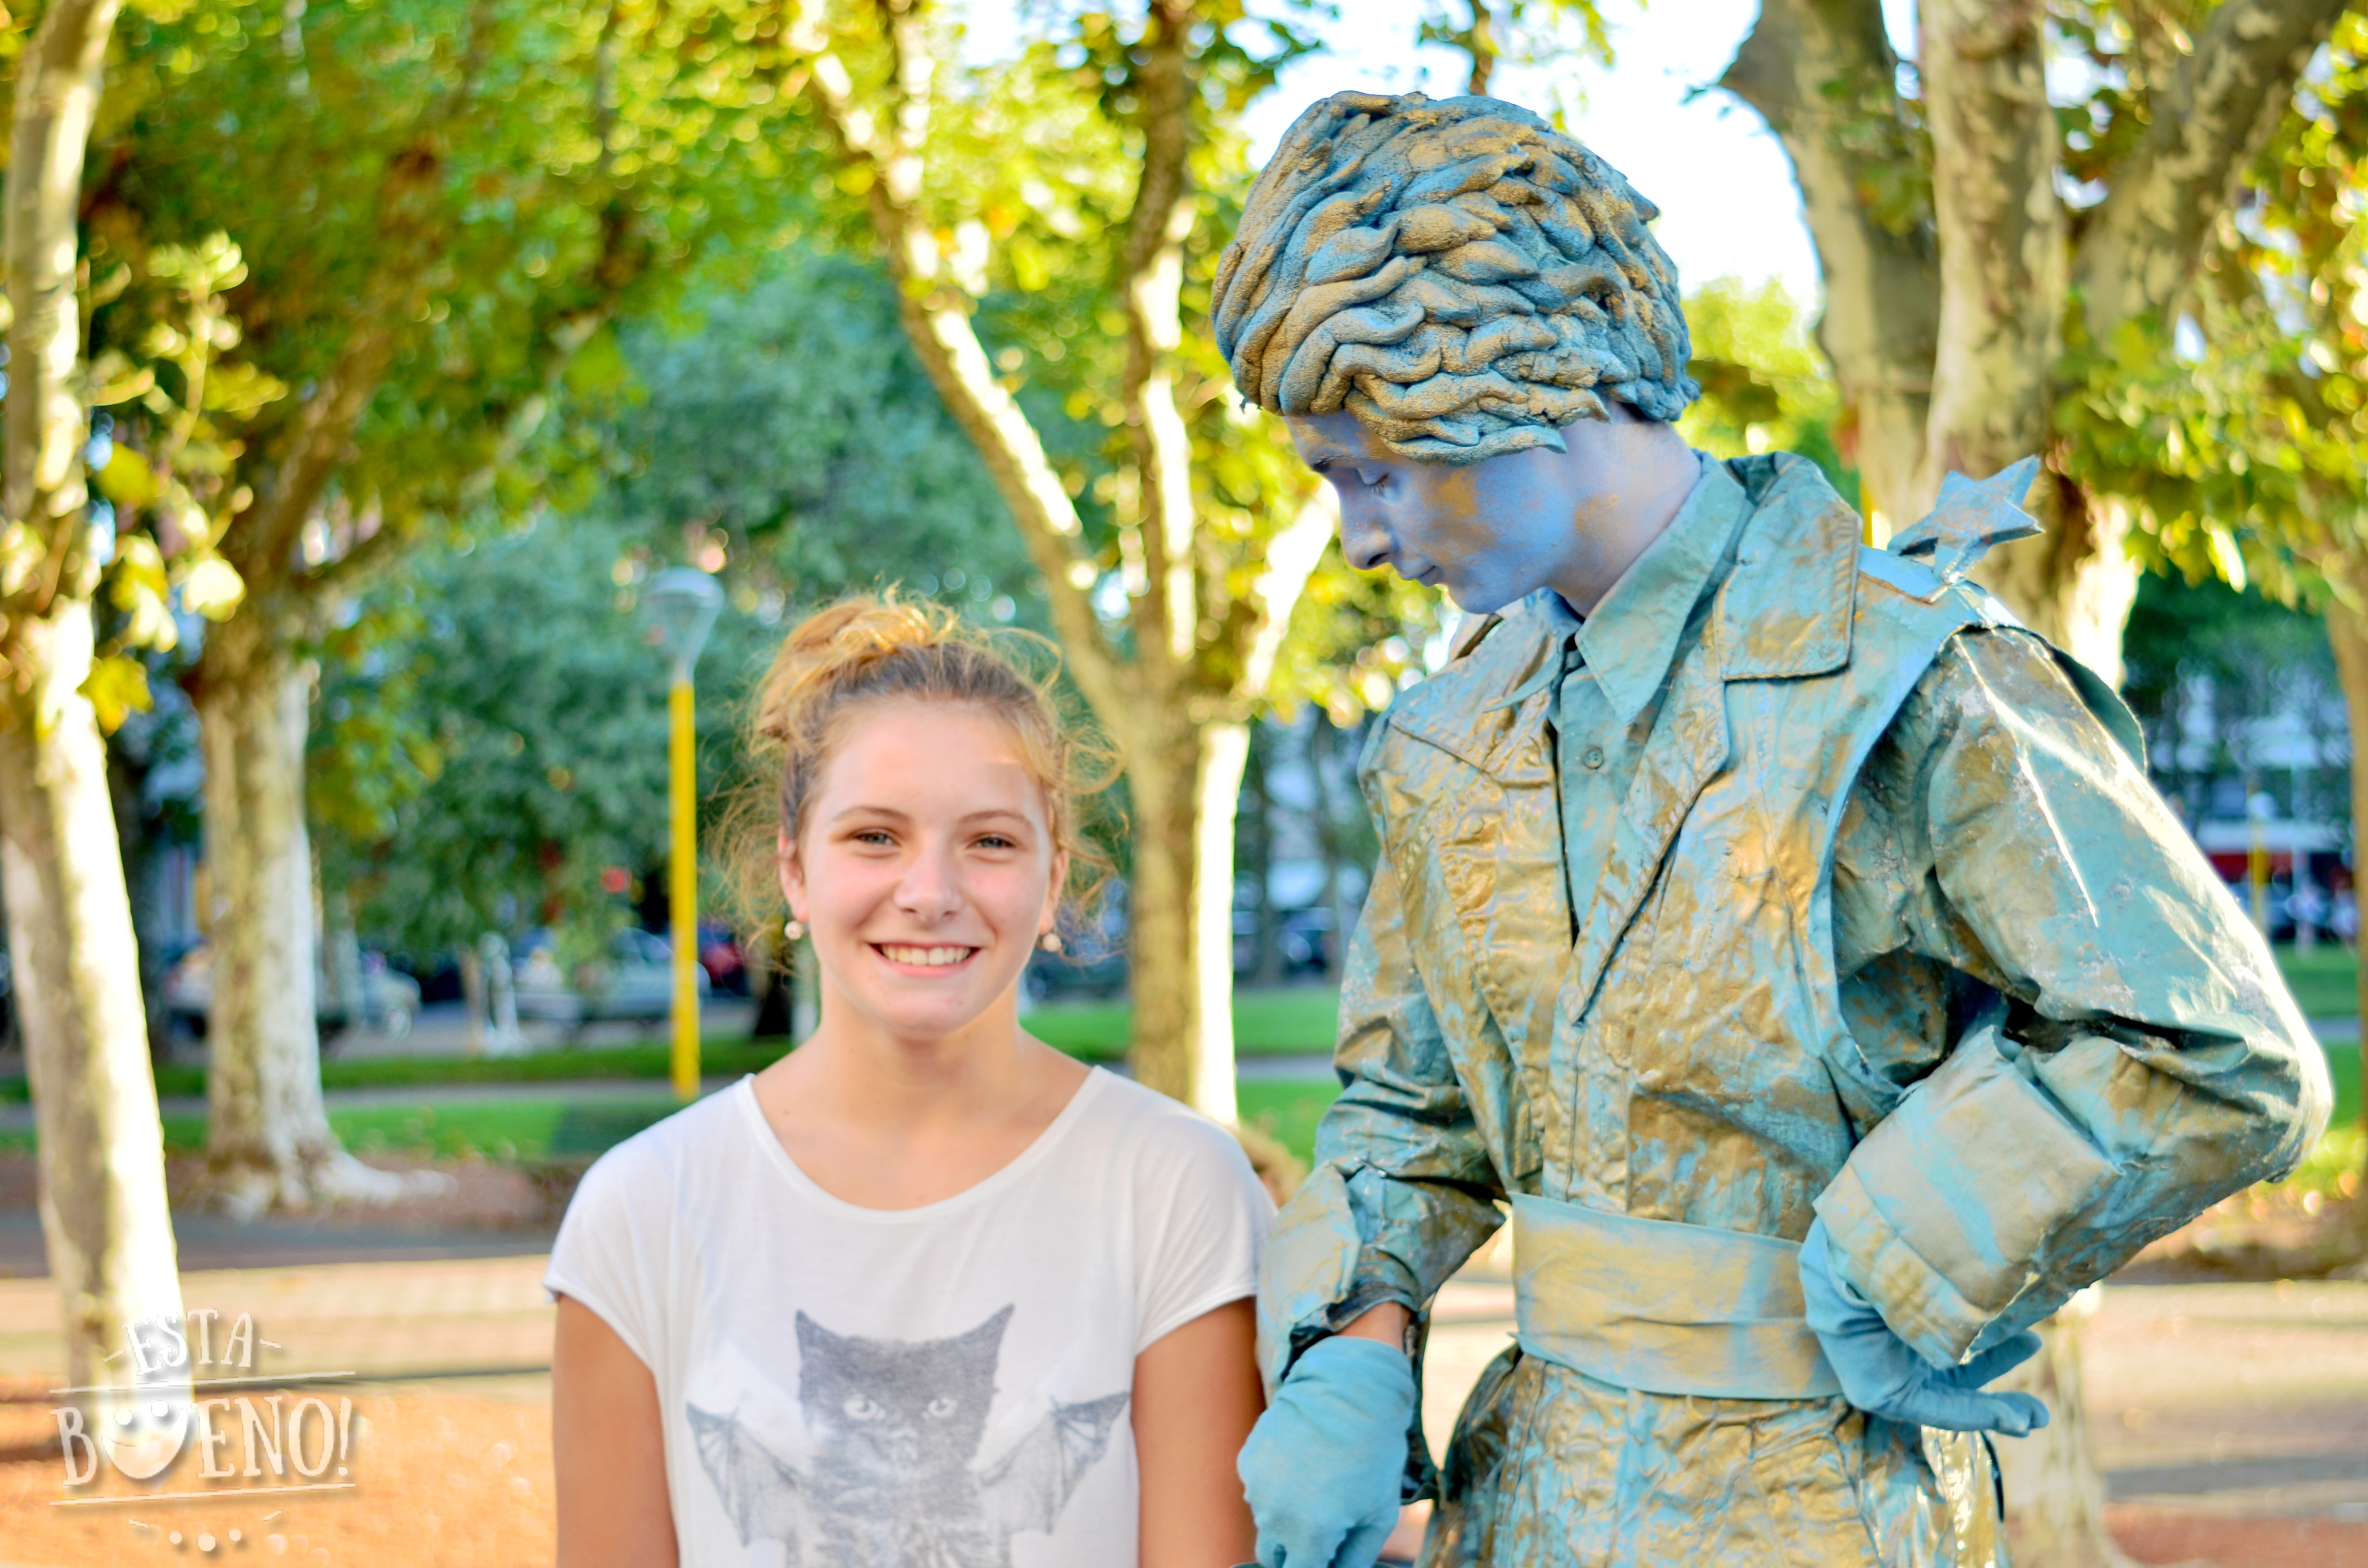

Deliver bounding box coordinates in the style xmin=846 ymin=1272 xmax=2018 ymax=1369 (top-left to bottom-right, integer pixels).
xmin=884 ymin=945 xmax=970 ymax=966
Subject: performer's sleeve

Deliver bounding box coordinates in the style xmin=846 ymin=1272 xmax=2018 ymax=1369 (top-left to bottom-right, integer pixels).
xmin=1256 ymin=851 xmax=1505 ymax=1393
xmin=1815 ymin=628 xmax=2332 ymax=1366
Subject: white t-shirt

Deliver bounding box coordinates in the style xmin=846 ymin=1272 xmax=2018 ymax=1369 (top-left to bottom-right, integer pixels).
xmin=544 ymin=1067 xmax=1271 ymax=1568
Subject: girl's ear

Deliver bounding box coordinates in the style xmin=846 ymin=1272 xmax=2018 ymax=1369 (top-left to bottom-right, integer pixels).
xmin=1039 ymin=845 xmax=1070 ymax=936
xmin=777 ymin=828 xmax=807 ymax=922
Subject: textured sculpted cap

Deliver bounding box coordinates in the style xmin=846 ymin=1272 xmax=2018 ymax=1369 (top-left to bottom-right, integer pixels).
xmin=1212 ymin=91 xmax=1698 ymax=464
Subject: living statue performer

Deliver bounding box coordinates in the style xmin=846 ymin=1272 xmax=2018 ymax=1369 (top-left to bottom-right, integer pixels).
xmin=1215 ymin=90 xmax=2331 ymax=1568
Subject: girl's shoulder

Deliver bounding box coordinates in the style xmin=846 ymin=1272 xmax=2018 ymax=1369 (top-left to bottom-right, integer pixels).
xmin=564 ymin=1078 xmax=762 ymax=1212
xmin=1060 ymin=1069 xmax=1266 ymax=1189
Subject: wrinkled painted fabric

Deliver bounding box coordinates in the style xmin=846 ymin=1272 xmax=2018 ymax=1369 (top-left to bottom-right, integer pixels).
xmin=1258 ymin=452 xmax=2331 ymax=1567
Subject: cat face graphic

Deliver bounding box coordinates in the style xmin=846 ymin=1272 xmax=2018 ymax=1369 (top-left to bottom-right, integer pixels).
xmin=796 ymin=1305 xmax=1009 ymax=1482
xmin=693 ymin=1304 xmax=1130 ymax=1564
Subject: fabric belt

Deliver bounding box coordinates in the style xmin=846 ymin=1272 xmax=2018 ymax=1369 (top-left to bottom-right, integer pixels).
xmin=1512 ymin=1193 xmax=1841 ymax=1402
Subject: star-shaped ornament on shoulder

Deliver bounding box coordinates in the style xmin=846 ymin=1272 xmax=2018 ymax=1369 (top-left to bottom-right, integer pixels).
xmin=1887 ymin=455 xmax=2044 ymax=583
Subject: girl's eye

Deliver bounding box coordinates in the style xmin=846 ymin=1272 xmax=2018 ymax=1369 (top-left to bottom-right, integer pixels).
xmin=1357 ymin=467 xmax=1387 ymax=489
xmin=925 ymin=1396 xmax=958 ymax=1419
xmin=852 ymin=829 xmax=895 ymax=846
xmin=843 ymin=1395 xmax=883 ymax=1420
xmin=974 ymin=834 xmax=1016 ymax=850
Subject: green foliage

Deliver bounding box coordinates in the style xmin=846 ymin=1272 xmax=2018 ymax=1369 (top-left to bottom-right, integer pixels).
xmin=576 ymin=250 xmax=1036 ymax=615
xmin=312 ymin=514 xmax=691 ymax=958
xmin=69 ymin=0 xmax=821 ymax=633
xmin=2049 ymin=11 xmax=2368 ymax=603
xmin=311 ymin=245 xmax=1040 ymax=951
xmin=802 ymin=2 xmax=1447 ymax=725
xmin=1678 ymin=275 xmax=1856 ymax=502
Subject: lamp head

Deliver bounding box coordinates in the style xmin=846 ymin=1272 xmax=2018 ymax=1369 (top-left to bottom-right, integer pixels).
xmin=646 ymin=566 xmax=724 ymax=680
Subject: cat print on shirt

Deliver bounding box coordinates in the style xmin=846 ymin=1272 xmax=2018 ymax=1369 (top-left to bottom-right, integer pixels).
xmin=689 ymin=1306 xmax=1132 ymax=1566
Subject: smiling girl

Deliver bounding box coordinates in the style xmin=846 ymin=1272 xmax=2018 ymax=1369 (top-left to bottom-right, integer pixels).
xmin=546 ymin=597 xmax=1270 ymax=1568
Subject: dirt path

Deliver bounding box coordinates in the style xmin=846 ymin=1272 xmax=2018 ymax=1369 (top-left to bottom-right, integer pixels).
xmin=4 ymin=1257 xmax=2368 ymax=1565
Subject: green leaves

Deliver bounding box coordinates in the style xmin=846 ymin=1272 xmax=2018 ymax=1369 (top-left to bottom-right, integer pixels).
xmin=1678 ymin=275 xmax=1854 ymax=500
xmin=2046 ymin=11 xmax=2368 ymax=609
xmin=79 ymin=654 xmax=153 ymax=734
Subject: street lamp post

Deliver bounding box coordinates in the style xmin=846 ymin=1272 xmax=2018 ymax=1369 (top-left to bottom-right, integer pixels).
xmin=646 ymin=568 xmax=724 ymax=1101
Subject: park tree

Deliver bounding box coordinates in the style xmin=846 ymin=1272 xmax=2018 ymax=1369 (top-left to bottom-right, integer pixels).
xmin=0 ymin=0 xmax=189 ymax=1395
xmin=79 ymin=0 xmax=808 ymax=1208
xmin=1419 ymin=0 xmax=1615 ymax=97
xmin=1720 ymin=0 xmax=2355 ymax=685
xmin=312 ymin=249 xmax=1039 ymax=986
xmin=787 ymin=0 xmax=1401 ymax=1117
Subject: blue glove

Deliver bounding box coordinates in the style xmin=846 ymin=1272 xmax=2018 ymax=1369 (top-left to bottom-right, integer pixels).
xmin=1237 ymin=1334 xmax=1415 ymax=1568
xmin=1799 ymin=1218 xmax=2050 ymax=1435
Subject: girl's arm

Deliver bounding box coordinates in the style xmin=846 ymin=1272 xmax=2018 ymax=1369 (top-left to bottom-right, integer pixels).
xmin=554 ymin=1294 xmax=679 ymax=1568
xmin=1134 ymin=1297 xmax=1264 ymax=1568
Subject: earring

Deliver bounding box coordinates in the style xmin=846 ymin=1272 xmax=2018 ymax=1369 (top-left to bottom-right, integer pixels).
xmin=784 ymin=918 xmax=805 ymax=942
xmin=1038 ymin=931 xmax=1062 ymax=953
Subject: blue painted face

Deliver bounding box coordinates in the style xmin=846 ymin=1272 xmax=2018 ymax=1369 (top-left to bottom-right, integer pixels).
xmin=1286 ymin=409 xmax=1645 ymax=617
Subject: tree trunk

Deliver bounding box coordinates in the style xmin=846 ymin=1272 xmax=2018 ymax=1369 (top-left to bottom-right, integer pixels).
xmin=0 ymin=603 xmax=187 ymax=1399
xmin=1719 ymin=0 xmax=1940 ymax=540
xmin=480 ymin=930 xmax=522 ymax=1054
xmin=2049 ymin=493 xmax=2141 ymax=691
xmin=1125 ymin=711 xmax=1249 ymax=1122
xmin=1992 ymin=1289 xmax=2138 ymax=1568
xmin=194 ymin=617 xmax=409 ymax=1213
xmin=458 ymin=941 xmax=488 ymax=1053
xmin=1915 ymin=0 xmax=2063 ymax=509
xmin=2325 ymin=596 xmax=2368 ymax=1129
xmin=0 ymin=0 xmax=187 ymax=1414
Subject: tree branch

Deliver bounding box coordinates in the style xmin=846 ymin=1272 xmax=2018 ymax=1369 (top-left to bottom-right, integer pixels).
xmin=794 ymin=0 xmax=1123 ymax=714
xmin=1720 ymin=0 xmax=1940 ymax=529
xmin=4 ymin=0 xmax=128 ymax=624
xmin=1117 ymin=1 xmax=1198 ymax=674
xmin=1236 ymin=487 xmax=1336 ymax=700
xmin=304 ymin=202 xmax=649 ymax=597
xmin=1916 ymin=0 xmax=2064 ymax=500
xmin=234 ymin=0 xmax=503 ymax=595
xmin=2073 ymin=0 xmax=2352 ymax=333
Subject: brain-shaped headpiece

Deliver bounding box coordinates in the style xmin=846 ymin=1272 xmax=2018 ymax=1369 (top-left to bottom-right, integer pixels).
xmin=1213 ymin=91 xmax=1697 ymax=464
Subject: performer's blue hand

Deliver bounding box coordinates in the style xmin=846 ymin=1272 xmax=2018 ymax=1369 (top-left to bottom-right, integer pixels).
xmin=1799 ymin=1219 xmax=2051 ymax=1436
xmin=1237 ymin=1334 xmax=1414 ymax=1568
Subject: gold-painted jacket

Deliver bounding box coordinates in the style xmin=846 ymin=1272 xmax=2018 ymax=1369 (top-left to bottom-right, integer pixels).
xmin=1261 ymin=454 xmax=2330 ymax=1567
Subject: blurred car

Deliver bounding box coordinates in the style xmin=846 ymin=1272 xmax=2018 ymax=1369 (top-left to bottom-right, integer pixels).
xmin=162 ymin=943 xmax=421 ymax=1045
xmin=512 ymin=926 xmax=709 ymax=1034
xmin=1232 ymin=905 xmax=1339 ymax=979
xmin=1024 ymin=895 xmax=1129 ymax=1001
xmin=697 ymin=921 xmax=747 ymax=994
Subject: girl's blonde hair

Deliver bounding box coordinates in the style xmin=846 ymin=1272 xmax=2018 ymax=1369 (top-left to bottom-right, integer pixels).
xmin=724 ymin=594 xmax=1122 ymax=931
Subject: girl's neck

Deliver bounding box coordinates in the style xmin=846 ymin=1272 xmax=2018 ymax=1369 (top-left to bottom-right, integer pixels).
xmin=796 ymin=986 xmax=1049 ymax=1134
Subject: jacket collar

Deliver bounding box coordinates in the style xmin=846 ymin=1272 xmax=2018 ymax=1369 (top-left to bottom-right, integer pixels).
xmin=1390 ymin=453 xmax=1860 ymax=775
xmin=1713 ymin=453 xmax=1860 ymax=681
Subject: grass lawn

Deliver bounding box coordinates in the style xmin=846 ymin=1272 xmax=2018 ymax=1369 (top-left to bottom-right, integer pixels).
xmin=2329 ymin=1037 xmax=2362 ymax=1129
xmin=0 ymin=988 xmax=1342 ymax=1104
xmin=122 ymin=1094 xmax=693 ymax=1163
xmin=1024 ymin=986 xmax=1340 ymax=1061
xmin=1237 ymin=1077 xmax=1342 ymax=1167
xmin=2276 ymin=943 xmax=2359 ymax=1018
